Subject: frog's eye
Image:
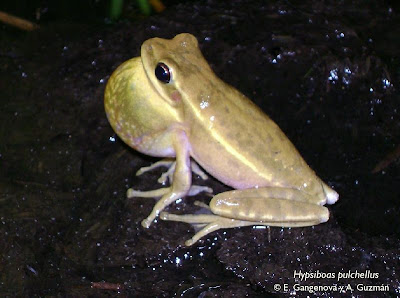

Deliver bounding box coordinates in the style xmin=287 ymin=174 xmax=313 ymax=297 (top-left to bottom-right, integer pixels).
xmin=155 ymin=62 xmax=171 ymax=83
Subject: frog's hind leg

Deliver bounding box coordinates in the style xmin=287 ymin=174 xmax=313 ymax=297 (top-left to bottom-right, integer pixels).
xmin=160 ymin=187 xmax=331 ymax=246
xmin=160 ymin=210 xmax=327 ymax=246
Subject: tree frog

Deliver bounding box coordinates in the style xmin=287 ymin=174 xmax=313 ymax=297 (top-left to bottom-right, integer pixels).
xmin=104 ymin=33 xmax=339 ymax=246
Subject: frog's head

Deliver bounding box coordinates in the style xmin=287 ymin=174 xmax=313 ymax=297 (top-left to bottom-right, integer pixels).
xmin=104 ymin=33 xmax=217 ymax=155
xmin=104 ymin=55 xmax=180 ymax=155
xmin=141 ymin=33 xmax=218 ymax=110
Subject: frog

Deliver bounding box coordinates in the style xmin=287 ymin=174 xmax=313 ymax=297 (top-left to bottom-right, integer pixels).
xmin=104 ymin=33 xmax=339 ymax=246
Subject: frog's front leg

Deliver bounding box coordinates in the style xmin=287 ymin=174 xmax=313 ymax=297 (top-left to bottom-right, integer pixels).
xmin=129 ymin=157 xmax=211 ymax=198
xmin=161 ymin=188 xmax=330 ymax=246
xmin=135 ymin=158 xmax=209 ymax=184
xmin=129 ymin=130 xmax=211 ymax=228
xmin=131 ymin=130 xmax=190 ymax=228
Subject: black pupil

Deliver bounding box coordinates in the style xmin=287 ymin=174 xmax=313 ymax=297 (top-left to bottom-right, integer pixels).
xmin=155 ymin=63 xmax=171 ymax=83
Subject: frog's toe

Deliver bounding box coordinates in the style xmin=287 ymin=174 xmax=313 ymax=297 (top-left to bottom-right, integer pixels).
xmin=141 ymin=218 xmax=152 ymax=228
xmin=191 ymin=161 xmax=208 ymax=180
xmin=157 ymin=169 xmax=173 ymax=184
xmin=185 ymin=238 xmax=196 ymax=246
xmin=187 ymin=185 xmax=213 ymax=196
xmin=159 ymin=212 xmax=168 ymax=220
xmin=135 ymin=158 xmax=175 ymax=177
xmin=127 ymin=187 xmax=170 ymax=198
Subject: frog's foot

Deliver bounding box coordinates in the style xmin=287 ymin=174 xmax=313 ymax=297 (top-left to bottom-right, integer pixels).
xmin=135 ymin=159 xmax=209 ymax=185
xmin=160 ymin=212 xmax=258 ymax=246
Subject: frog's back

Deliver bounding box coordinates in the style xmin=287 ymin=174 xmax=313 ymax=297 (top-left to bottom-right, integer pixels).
xmin=187 ymin=80 xmax=319 ymax=193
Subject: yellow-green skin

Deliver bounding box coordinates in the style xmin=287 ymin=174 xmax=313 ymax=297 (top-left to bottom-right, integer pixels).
xmin=104 ymin=33 xmax=339 ymax=246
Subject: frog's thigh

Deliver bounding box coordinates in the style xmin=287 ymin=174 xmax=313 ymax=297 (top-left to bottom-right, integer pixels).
xmin=211 ymin=188 xmax=330 ymax=225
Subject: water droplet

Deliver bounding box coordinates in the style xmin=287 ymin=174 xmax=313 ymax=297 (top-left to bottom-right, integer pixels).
xmin=200 ymin=100 xmax=209 ymax=109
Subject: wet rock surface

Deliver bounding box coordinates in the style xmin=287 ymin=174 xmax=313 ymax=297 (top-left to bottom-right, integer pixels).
xmin=0 ymin=0 xmax=399 ymax=296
